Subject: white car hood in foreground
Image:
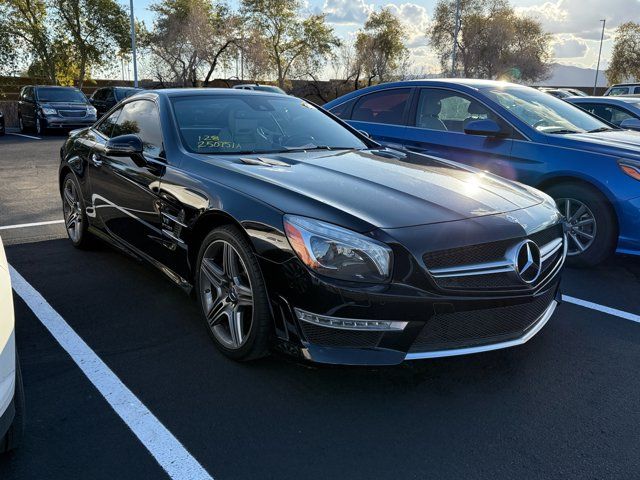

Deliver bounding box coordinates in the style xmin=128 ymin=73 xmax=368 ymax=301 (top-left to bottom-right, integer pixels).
xmin=0 ymin=236 xmax=16 ymax=417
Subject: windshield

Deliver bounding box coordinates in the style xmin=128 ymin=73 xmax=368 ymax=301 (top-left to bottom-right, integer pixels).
xmin=171 ymin=95 xmax=368 ymax=154
xmin=37 ymin=87 xmax=87 ymax=104
xmin=481 ymin=86 xmax=608 ymax=134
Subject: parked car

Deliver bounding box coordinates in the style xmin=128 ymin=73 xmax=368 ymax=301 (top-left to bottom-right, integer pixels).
xmin=604 ymin=83 xmax=640 ymax=96
xmin=566 ymin=96 xmax=640 ymax=131
xmin=324 ymin=79 xmax=640 ymax=266
xmin=59 ymin=88 xmax=565 ymax=365
xmin=540 ymin=88 xmax=572 ymax=99
xmin=0 ymin=236 xmax=24 ymax=453
xmin=0 ymin=111 xmax=4 ymax=136
xmin=231 ymin=83 xmax=287 ymax=94
xmin=18 ymin=85 xmax=97 ymax=135
xmin=562 ymin=88 xmax=588 ymax=97
xmin=90 ymin=86 xmax=142 ymax=118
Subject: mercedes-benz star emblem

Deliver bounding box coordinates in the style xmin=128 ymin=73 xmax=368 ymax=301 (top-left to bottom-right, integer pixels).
xmin=514 ymin=240 xmax=542 ymax=284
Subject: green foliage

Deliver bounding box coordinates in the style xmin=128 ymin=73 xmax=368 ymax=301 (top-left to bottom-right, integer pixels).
xmin=606 ymin=22 xmax=640 ymax=84
xmin=430 ymin=0 xmax=550 ymax=82
xmin=241 ymin=0 xmax=339 ymax=87
xmin=355 ymin=8 xmax=408 ymax=85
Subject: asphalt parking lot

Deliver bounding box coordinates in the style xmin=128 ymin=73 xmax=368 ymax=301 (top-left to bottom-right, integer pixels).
xmin=1 ymin=131 xmax=639 ymax=479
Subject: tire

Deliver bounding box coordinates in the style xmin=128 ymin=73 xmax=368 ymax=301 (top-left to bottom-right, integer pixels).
xmin=35 ymin=117 xmax=45 ymax=136
xmin=18 ymin=116 xmax=26 ymax=133
xmin=545 ymin=182 xmax=617 ymax=267
xmin=0 ymin=355 xmax=25 ymax=454
xmin=62 ymin=172 xmax=94 ymax=249
xmin=195 ymin=225 xmax=271 ymax=361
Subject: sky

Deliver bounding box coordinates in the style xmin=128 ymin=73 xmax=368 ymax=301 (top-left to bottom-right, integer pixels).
xmin=131 ymin=0 xmax=637 ymax=78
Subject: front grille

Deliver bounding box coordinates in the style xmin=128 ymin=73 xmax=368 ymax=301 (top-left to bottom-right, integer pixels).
xmin=409 ymin=288 xmax=555 ymax=353
xmin=299 ymin=322 xmax=383 ymax=348
xmin=423 ymin=224 xmax=564 ymax=292
xmin=58 ymin=110 xmax=86 ymax=118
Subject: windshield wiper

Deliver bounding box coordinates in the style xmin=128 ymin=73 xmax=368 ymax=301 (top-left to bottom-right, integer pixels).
xmin=546 ymin=129 xmax=582 ymax=135
xmin=587 ymin=127 xmax=614 ymax=133
xmin=282 ymin=145 xmax=355 ymax=153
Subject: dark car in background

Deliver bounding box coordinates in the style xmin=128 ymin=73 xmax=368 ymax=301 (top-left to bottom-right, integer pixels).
xmin=90 ymin=86 xmax=142 ymax=118
xmin=18 ymin=86 xmax=96 ymax=135
xmin=58 ymin=89 xmax=565 ymax=366
xmin=324 ymin=79 xmax=640 ymax=267
xmin=567 ymin=96 xmax=640 ymax=131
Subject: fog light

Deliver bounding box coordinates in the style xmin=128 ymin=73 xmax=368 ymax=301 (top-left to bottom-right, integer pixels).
xmin=294 ymin=308 xmax=407 ymax=331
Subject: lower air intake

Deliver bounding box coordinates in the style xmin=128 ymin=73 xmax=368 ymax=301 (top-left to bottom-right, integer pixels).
xmin=299 ymin=322 xmax=383 ymax=348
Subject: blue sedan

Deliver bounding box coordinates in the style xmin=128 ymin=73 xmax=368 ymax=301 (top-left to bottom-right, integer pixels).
xmin=566 ymin=96 xmax=640 ymax=131
xmin=325 ymin=80 xmax=640 ymax=266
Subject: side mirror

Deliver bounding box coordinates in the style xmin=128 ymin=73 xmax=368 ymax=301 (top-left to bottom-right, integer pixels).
xmin=619 ymin=118 xmax=640 ymax=131
xmin=358 ymin=129 xmax=371 ymax=138
xmin=105 ymin=134 xmax=144 ymax=157
xmin=464 ymin=119 xmax=505 ymax=137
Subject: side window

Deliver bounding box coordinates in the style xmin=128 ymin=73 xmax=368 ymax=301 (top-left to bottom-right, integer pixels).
xmin=95 ymin=107 xmax=122 ymax=138
xmin=22 ymin=87 xmax=34 ymax=101
xmin=633 ymin=87 xmax=640 ymax=94
xmin=329 ymin=98 xmax=356 ymax=120
xmin=112 ymin=100 xmax=164 ymax=158
xmin=351 ymin=88 xmax=410 ymax=125
xmin=104 ymin=89 xmax=115 ymax=102
xmin=415 ymin=89 xmax=498 ymax=133
xmin=92 ymin=89 xmax=104 ymax=101
xmin=579 ymin=103 xmax=634 ymax=126
xmin=608 ymin=87 xmax=629 ymax=96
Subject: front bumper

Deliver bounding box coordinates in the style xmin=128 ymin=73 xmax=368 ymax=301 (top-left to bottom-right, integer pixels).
xmin=616 ymin=195 xmax=640 ymax=256
xmin=42 ymin=115 xmax=96 ymax=129
xmin=259 ymin=254 xmax=562 ymax=366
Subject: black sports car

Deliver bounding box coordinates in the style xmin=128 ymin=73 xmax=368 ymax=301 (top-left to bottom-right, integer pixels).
xmin=59 ymin=89 xmax=566 ymax=365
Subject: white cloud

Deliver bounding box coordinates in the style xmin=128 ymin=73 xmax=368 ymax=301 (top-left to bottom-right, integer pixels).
xmin=384 ymin=3 xmax=430 ymax=47
xmin=323 ymin=0 xmax=373 ymax=25
xmin=552 ymin=35 xmax=588 ymax=58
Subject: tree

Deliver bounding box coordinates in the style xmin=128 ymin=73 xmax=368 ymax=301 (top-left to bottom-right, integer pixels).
xmin=0 ymin=0 xmax=58 ymax=83
xmin=52 ymin=0 xmax=131 ymax=88
xmin=354 ymin=8 xmax=408 ymax=87
xmin=607 ymin=22 xmax=640 ymax=84
xmin=430 ymin=0 xmax=550 ymax=82
xmin=241 ymin=0 xmax=339 ymax=88
xmin=143 ymin=0 xmax=240 ymax=87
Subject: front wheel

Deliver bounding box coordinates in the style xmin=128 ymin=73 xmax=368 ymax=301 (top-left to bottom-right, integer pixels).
xmin=0 ymin=356 xmax=25 ymax=454
xmin=35 ymin=118 xmax=46 ymax=136
xmin=545 ymin=183 xmax=617 ymax=267
xmin=62 ymin=173 xmax=93 ymax=249
xmin=195 ymin=226 xmax=271 ymax=361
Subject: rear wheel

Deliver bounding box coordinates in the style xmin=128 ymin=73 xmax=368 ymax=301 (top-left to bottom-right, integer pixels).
xmin=195 ymin=226 xmax=271 ymax=361
xmin=62 ymin=173 xmax=93 ymax=249
xmin=545 ymin=183 xmax=616 ymax=267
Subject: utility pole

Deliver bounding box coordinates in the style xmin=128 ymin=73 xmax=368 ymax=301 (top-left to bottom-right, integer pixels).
xmin=451 ymin=0 xmax=461 ymax=76
xmin=594 ymin=19 xmax=606 ymax=95
xmin=129 ymin=0 xmax=139 ymax=88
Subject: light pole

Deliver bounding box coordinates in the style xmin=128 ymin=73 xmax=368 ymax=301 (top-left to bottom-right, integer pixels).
xmin=594 ymin=19 xmax=606 ymax=95
xmin=451 ymin=0 xmax=461 ymax=76
xmin=129 ymin=0 xmax=139 ymax=87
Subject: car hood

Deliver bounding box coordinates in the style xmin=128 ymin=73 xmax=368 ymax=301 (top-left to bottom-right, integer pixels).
xmin=206 ymin=149 xmax=546 ymax=230
xmin=549 ymin=129 xmax=640 ymax=160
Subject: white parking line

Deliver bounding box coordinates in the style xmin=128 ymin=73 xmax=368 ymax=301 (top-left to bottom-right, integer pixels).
xmin=562 ymin=294 xmax=640 ymax=324
xmin=0 ymin=219 xmax=65 ymax=231
xmin=7 ymin=132 xmax=41 ymax=140
xmin=9 ymin=265 xmax=215 ymax=480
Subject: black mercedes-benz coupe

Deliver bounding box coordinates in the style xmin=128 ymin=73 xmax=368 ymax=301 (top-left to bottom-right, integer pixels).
xmin=58 ymin=89 xmax=566 ymax=365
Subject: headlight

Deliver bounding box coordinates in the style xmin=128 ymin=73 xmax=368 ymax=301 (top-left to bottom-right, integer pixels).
xmin=87 ymin=106 xmax=97 ymax=116
xmin=41 ymin=107 xmax=57 ymax=116
xmin=283 ymin=215 xmax=392 ymax=282
xmin=618 ymin=159 xmax=640 ymax=181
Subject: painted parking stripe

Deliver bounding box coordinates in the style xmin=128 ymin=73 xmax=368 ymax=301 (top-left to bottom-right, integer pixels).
xmin=7 ymin=132 xmax=41 ymax=140
xmin=0 ymin=219 xmax=65 ymax=231
xmin=9 ymin=265 xmax=214 ymax=480
xmin=562 ymin=294 xmax=640 ymax=324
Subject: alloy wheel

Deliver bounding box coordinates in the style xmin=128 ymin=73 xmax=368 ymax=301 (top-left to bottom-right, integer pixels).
xmin=199 ymin=240 xmax=254 ymax=349
xmin=63 ymin=178 xmax=83 ymax=243
xmin=557 ymin=197 xmax=597 ymax=256
xmin=35 ymin=118 xmax=41 ymax=135
xmin=18 ymin=117 xmax=23 ymax=132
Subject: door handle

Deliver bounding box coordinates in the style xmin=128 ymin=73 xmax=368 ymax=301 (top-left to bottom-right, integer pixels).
xmin=90 ymin=153 xmax=103 ymax=167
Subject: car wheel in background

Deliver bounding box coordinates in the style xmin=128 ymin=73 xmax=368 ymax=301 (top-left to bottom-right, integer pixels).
xmin=195 ymin=226 xmax=271 ymax=361
xmin=18 ymin=116 xmax=26 ymax=133
xmin=35 ymin=118 xmax=45 ymax=136
xmin=62 ymin=173 xmax=93 ymax=249
xmin=0 ymin=355 xmax=25 ymax=454
xmin=546 ymin=183 xmax=617 ymax=267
